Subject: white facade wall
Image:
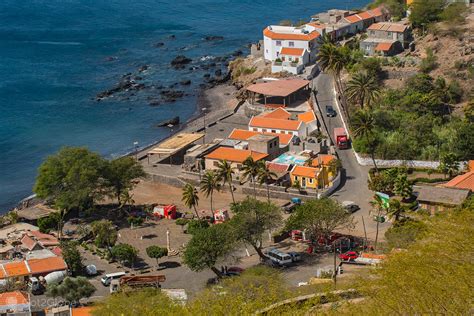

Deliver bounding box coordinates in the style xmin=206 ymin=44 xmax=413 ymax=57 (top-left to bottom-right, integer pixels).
xmin=249 ymin=123 xmax=307 ymax=138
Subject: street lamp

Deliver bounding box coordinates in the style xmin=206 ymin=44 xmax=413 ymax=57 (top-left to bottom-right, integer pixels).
xmin=133 ymin=141 xmax=139 ymax=161
xmin=202 ymin=107 xmax=207 ymax=143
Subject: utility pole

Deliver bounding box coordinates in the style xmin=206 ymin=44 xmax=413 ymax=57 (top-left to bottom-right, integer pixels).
xmin=333 ymin=240 xmax=337 ymax=289
xmin=362 ymin=216 xmax=368 ymax=250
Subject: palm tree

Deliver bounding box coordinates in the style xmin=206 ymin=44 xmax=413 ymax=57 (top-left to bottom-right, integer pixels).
xmin=216 ymin=160 xmax=236 ymax=204
xmin=256 ymin=161 xmax=277 ymax=203
xmin=370 ymin=194 xmax=385 ymax=252
xmin=387 ymin=199 xmax=406 ymax=222
xmin=242 ymin=157 xmax=260 ymax=198
xmin=200 ymin=171 xmax=221 ymax=212
xmin=182 ymin=183 xmax=200 ymax=219
xmin=352 ymin=110 xmax=379 ymax=173
xmin=345 ymin=72 xmax=380 ymax=109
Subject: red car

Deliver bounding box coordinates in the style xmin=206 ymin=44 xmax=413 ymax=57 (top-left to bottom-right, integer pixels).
xmin=339 ymin=251 xmax=358 ymax=261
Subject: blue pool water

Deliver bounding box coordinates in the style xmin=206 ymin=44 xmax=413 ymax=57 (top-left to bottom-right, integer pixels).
xmin=0 ymin=0 xmax=369 ymax=212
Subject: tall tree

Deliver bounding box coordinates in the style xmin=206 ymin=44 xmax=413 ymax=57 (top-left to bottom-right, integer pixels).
xmin=90 ymin=219 xmax=118 ymax=249
xmin=370 ymin=194 xmax=386 ymax=251
xmin=111 ymin=243 xmax=139 ymax=268
xmin=230 ymin=198 xmax=282 ymax=259
xmin=200 ymin=171 xmax=221 ymax=212
xmin=146 ymin=246 xmax=168 ymax=270
xmin=256 ymin=161 xmax=277 ymax=203
xmin=242 ymin=157 xmax=260 ymax=198
xmin=352 ymin=110 xmax=379 ymax=173
xmin=34 ymin=147 xmax=105 ymax=213
xmin=438 ymin=153 xmax=459 ymax=178
xmin=286 ymin=198 xmax=355 ymax=242
xmin=216 ymin=160 xmax=236 ymax=204
xmin=345 ymin=72 xmax=380 ymax=109
xmin=182 ymin=183 xmax=201 ymax=219
xmin=46 ymin=277 xmax=95 ymax=304
xmin=409 ymin=0 xmax=445 ymax=28
xmin=103 ymin=156 xmax=145 ymax=206
xmin=60 ymin=241 xmax=83 ymax=276
xmin=183 ymin=223 xmax=236 ymax=277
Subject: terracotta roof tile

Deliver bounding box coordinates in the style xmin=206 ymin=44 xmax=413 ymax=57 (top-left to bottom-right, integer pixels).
xmin=344 ymin=14 xmax=362 ymax=23
xmin=266 ymin=162 xmax=290 ymax=175
xmin=263 ymin=28 xmax=320 ymax=41
xmin=368 ymin=7 xmax=384 ymax=17
xmin=297 ymin=110 xmax=317 ymax=123
xmin=291 ymin=166 xmax=320 ymax=178
xmin=310 ymin=154 xmax=336 ymax=167
xmin=280 ymin=47 xmax=305 ymax=56
xmin=368 ymin=22 xmax=407 ymax=32
xmin=469 ymin=160 xmax=474 ymax=171
xmin=358 ymin=11 xmax=374 ymax=20
xmin=441 ymin=171 xmax=474 ymax=191
xmin=229 ymin=129 xmax=293 ymax=146
xmin=249 ymin=117 xmax=301 ymax=131
xmin=71 ymin=306 xmax=95 ymax=316
xmin=205 ymin=147 xmax=268 ymax=163
xmin=27 ymin=256 xmax=67 ymax=275
xmin=0 ymin=291 xmax=29 ymax=306
xmin=21 ymin=235 xmax=39 ymax=251
xmin=262 ymin=108 xmax=292 ymax=120
xmin=375 ymin=42 xmax=394 ymax=51
xmin=3 ymin=261 xmax=29 ymax=278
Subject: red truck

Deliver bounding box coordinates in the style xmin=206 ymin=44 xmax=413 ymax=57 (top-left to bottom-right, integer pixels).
xmin=334 ymin=127 xmax=349 ymax=149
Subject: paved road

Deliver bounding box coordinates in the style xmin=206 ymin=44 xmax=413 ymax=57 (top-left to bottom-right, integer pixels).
xmin=313 ymin=73 xmax=390 ymax=241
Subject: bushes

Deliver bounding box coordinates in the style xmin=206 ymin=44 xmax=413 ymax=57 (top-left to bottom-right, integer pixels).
xmin=419 ymin=48 xmax=438 ymax=73
xmin=37 ymin=212 xmax=61 ymax=233
xmin=186 ymin=219 xmax=210 ymax=234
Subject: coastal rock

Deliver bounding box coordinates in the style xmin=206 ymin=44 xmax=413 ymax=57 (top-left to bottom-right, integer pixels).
xmin=171 ymin=55 xmax=192 ymax=68
xmin=215 ymin=69 xmax=222 ymax=77
xmin=138 ymin=65 xmax=149 ymax=73
xmin=204 ymin=35 xmax=224 ymax=41
xmin=149 ymin=100 xmax=161 ymax=106
xmin=168 ymin=35 xmax=176 ymax=39
xmin=160 ymin=89 xmax=185 ymax=102
xmin=153 ymin=42 xmax=165 ymax=47
xmin=232 ymin=50 xmax=243 ymax=57
xmin=105 ymin=56 xmax=118 ymax=62
xmin=208 ymin=62 xmax=217 ymax=68
xmin=157 ymin=116 xmax=180 ymax=127
xmin=189 ymin=66 xmax=198 ymax=71
xmin=180 ymin=79 xmax=191 ymax=85
xmin=203 ymin=73 xmax=211 ymax=78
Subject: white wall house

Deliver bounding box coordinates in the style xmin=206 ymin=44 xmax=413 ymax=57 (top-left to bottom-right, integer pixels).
xmin=271 ymin=47 xmax=309 ymax=74
xmin=263 ymin=24 xmax=320 ymax=74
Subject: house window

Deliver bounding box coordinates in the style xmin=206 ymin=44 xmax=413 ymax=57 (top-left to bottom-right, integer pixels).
xmin=269 ymin=143 xmax=273 ymax=148
xmin=266 ymin=49 xmax=268 ymax=53
xmin=253 ymin=128 xmax=258 ymax=131
xmin=309 ymin=178 xmax=313 ymax=184
xmin=294 ymin=176 xmax=298 ymax=180
xmin=262 ymin=129 xmax=267 ymax=132
xmin=387 ymin=32 xmax=392 ymax=37
xmin=276 ymin=41 xmax=282 ymax=46
xmin=237 ymin=164 xmax=242 ymax=170
xmin=289 ymin=57 xmax=292 ymax=61
xmin=271 ymin=129 xmax=276 ymax=133
xmin=370 ymin=31 xmax=375 ymax=36
xmin=213 ymin=161 xmax=219 ymax=167
xmin=289 ymin=41 xmax=295 ymax=47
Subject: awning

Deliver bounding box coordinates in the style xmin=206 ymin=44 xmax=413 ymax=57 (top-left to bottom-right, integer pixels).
xmin=246 ymin=79 xmax=310 ymax=97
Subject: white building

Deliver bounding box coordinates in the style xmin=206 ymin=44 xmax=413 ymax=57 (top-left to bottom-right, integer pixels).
xmin=263 ymin=24 xmax=320 ymax=74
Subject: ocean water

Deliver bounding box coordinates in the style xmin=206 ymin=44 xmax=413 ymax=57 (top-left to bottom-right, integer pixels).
xmin=0 ymin=0 xmax=368 ymax=212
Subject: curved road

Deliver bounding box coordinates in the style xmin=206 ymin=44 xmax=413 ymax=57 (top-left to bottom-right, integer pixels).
xmin=313 ymin=73 xmax=390 ymax=240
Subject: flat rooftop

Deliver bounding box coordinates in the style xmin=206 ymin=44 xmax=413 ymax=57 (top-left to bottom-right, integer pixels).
xmin=148 ymin=133 xmax=204 ymax=155
xmin=247 ymin=79 xmax=310 ymax=97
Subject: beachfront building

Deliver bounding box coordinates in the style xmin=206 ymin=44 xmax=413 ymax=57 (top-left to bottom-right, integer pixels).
xmin=246 ymin=79 xmax=311 ymax=108
xmin=360 ymin=22 xmax=411 ymax=56
xmin=248 ymin=107 xmax=317 ymax=138
xmin=0 ymin=256 xmax=67 ymax=283
xmin=204 ymin=147 xmax=268 ymax=175
xmin=263 ymin=24 xmax=320 ymax=74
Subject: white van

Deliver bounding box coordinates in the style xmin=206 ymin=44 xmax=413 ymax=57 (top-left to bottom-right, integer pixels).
xmin=101 ymin=272 xmax=126 ymax=286
xmin=265 ymin=249 xmax=293 ymax=266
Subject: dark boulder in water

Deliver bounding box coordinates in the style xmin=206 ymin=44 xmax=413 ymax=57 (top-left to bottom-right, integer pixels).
xmin=204 ymin=35 xmax=224 ymax=41
xmin=215 ymin=69 xmax=222 ymax=76
xmin=232 ymin=50 xmax=243 ymax=57
xmin=153 ymin=42 xmax=165 ymax=47
xmin=180 ymin=79 xmax=191 ymax=85
xmin=171 ymin=55 xmax=192 ymax=68
xmin=157 ymin=116 xmax=180 ymax=127
xmin=138 ymin=65 xmax=149 ymax=73
xmin=160 ymin=89 xmax=185 ymax=102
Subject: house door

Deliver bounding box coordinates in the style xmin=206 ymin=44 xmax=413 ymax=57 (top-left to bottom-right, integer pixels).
xmin=302 ymin=177 xmax=306 ymax=188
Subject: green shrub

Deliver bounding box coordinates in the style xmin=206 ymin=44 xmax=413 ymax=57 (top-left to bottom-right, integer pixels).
xmin=186 ymin=219 xmax=210 ymax=234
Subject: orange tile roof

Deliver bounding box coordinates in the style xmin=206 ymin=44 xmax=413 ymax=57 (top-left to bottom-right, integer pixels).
xmin=21 ymin=234 xmax=39 ymax=251
xmin=297 ymin=110 xmax=316 ymax=123
xmin=72 ymin=306 xmax=95 ymax=316
xmin=442 ymin=171 xmax=474 ymax=191
xmin=205 ymin=147 xmax=268 ymax=163
xmin=469 ymin=160 xmax=474 ymax=171
xmin=368 ymin=7 xmax=384 ymax=17
xmin=262 ymin=108 xmax=292 ymax=120
xmin=358 ymin=11 xmax=374 ymax=20
xmin=280 ymin=47 xmax=305 ymax=56
xmin=307 ymin=22 xmax=327 ymax=29
xmin=249 ymin=117 xmax=301 ymax=131
xmin=229 ymin=129 xmax=293 ymax=146
xmin=310 ymin=154 xmax=336 ymax=167
xmin=375 ymin=42 xmax=394 ymax=51
xmin=0 ymin=291 xmax=29 ymax=306
xmin=291 ymin=166 xmax=320 ymax=178
xmin=3 ymin=261 xmax=29 ymax=278
xmin=0 ymin=266 xmax=6 ymax=279
xmin=27 ymin=256 xmax=67 ymax=275
xmin=266 ymin=162 xmax=290 ymax=174
xmin=344 ymin=14 xmax=362 ymax=23
xmin=263 ymin=27 xmax=320 ymax=41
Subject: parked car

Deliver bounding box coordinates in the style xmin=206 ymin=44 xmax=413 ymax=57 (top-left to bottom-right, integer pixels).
xmin=288 ymin=252 xmax=302 ymax=262
xmin=342 ymin=201 xmax=360 ymax=213
xmin=326 ymin=106 xmax=337 ymax=117
xmin=339 ymin=251 xmax=359 ymax=261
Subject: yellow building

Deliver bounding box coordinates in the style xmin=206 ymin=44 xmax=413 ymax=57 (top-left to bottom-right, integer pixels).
xmin=310 ymin=154 xmax=337 ymax=186
xmin=290 ymin=166 xmax=322 ymax=189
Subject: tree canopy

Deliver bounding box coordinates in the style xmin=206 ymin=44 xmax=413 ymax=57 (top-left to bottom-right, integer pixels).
xmin=183 ymin=223 xmax=236 ymax=277
xmin=229 ymin=197 xmax=282 ymax=259
xmin=111 ymin=243 xmax=138 ymax=267
xmin=46 ymin=277 xmax=95 ymax=303
xmin=286 ymin=198 xmax=355 ymax=241
xmin=91 ymin=219 xmax=117 ymax=248
xmin=103 ymin=156 xmax=145 ymax=205
xmin=60 ymin=241 xmax=83 ymax=276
